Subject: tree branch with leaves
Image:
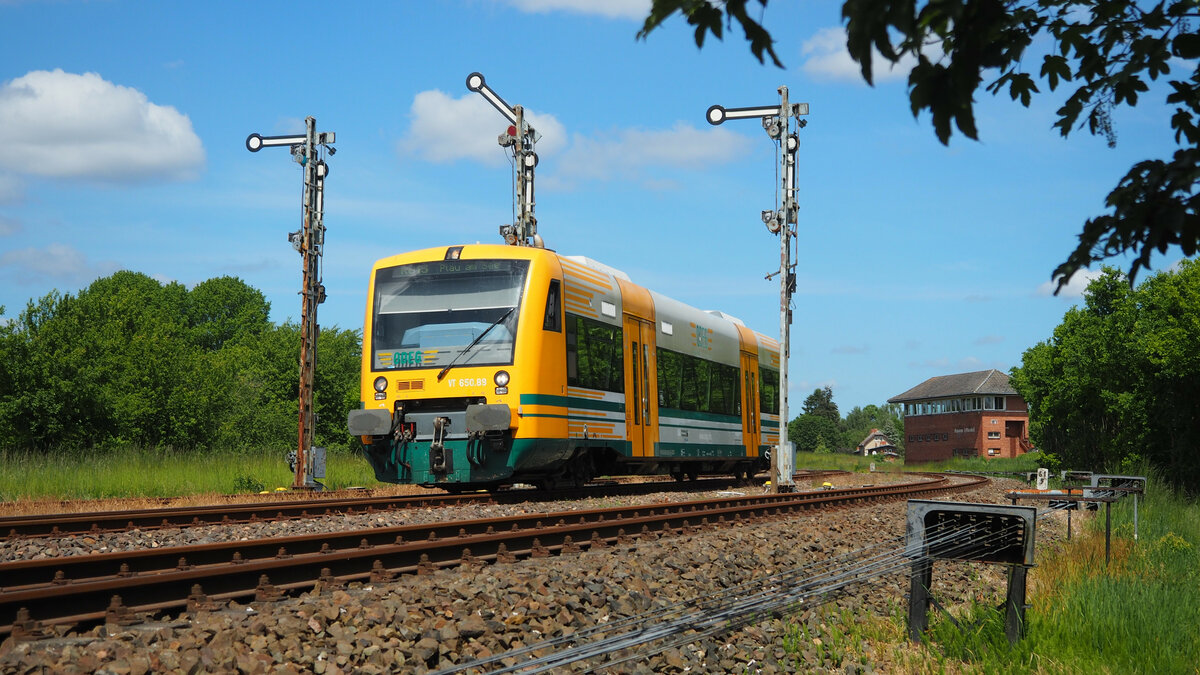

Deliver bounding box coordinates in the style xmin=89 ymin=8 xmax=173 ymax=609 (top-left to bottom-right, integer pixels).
xmin=640 ymin=0 xmax=1199 ymax=290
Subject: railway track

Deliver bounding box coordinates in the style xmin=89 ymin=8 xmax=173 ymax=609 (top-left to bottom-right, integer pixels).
xmin=0 ymin=472 xmax=982 ymax=638
xmin=0 ymin=471 xmax=850 ymax=540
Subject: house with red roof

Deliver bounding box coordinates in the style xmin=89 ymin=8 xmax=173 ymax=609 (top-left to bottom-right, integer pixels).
xmin=856 ymin=428 xmax=899 ymax=461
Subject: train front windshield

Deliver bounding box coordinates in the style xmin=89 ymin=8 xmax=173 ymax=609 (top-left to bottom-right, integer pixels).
xmin=371 ymin=259 xmax=529 ymax=371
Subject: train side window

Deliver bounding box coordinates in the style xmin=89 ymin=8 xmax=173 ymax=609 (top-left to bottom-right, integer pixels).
xmin=543 ymin=280 xmax=561 ymax=332
xmin=759 ymin=367 xmax=779 ymax=416
xmin=630 ymin=342 xmax=640 ymax=424
xmin=656 ymin=348 xmax=680 ymax=409
xmin=566 ymin=313 xmax=623 ymax=393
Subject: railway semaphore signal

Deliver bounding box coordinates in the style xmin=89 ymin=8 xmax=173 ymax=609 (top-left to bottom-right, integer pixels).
xmin=246 ymin=117 xmax=336 ymax=490
xmin=708 ymin=87 xmax=809 ymax=493
xmin=466 ymin=72 xmax=543 ymax=248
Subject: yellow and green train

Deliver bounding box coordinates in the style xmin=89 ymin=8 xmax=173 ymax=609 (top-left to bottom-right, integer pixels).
xmin=348 ymin=244 xmax=780 ymax=490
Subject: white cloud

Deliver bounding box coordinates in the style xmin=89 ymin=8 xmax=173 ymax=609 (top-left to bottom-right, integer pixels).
xmin=974 ymin=335 xmax=1005 ymax=345
xmin=800 ymin=26 xmax=920 ymax=83
xmin=505 ymin=0 xmax=649 ymax=20
xmin=398 ymin=89 xmax=567 ymax=166
xmin=553 ymin=122 xmax=751 ymax=186
xmin=0 ymin=69 xmax=205 ymax=182
xmin=1037 ymin=268 xmax=1103 ymax=298
xmin=398 ymin=91 xmax=747 ymax=189
xmin=0 ymin=242 xmax=120 ymax=284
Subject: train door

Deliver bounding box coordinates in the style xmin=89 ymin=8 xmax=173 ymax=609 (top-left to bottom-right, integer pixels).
xmin=740 ymin=351 xmax=760 ymax=457
xmin=622 ymin=315 xmax=657 ymax=458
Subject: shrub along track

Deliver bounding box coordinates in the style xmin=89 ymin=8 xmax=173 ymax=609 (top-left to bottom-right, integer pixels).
xmin=0 ymin=472 xmax=982 ymax=640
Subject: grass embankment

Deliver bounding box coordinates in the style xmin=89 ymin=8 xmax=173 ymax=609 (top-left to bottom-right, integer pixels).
xmin=1 ymin=447 xmax=1032 ymax=503
xmin=793 ymin=451 xmax=1043 ymax=475
xmin=782 ymin=466 xmax=1200 ymax=674
xmin=0 ymin=447 xmax=381 ymax=506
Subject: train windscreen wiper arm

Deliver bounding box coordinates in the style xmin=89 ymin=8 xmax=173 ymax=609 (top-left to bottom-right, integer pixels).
xmin=436 ymin=306 xmax=516 ymax=382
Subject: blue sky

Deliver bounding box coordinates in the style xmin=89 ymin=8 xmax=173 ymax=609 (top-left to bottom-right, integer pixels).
xmin=0 ymin=0 xmax=1190 ymax=414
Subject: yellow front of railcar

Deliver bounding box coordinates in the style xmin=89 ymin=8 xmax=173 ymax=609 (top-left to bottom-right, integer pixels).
xmin=348 ymin=244 xmax=569 ymax=488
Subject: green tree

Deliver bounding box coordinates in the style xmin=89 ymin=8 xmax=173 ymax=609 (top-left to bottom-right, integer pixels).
xmin=1010 ymin=261 xmax=1200 ymax=494
xmin=881 ymin=415 xmax=905 ymax=456
xmin=789 ymin=413 xmax=841 ymax=453
xmin=186 ymin=276 xmax=271 ymax=351
xmin=0 ymin=272 xmax=363 ymax=454
xmin=314 ymin=324 xmax=364 ymax=452
xmin=802 ymin=386 xmax=840 ymax=422
xmin=640 ymin=0 xmax=1200 ymax=289
xmin=839 ymin=402 xmax=906 ymax=452
xmin=0 ymin=272 xmax=195 ymax=449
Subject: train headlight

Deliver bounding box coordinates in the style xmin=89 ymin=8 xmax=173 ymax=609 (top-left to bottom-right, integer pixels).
xmin=373 ymin=376 xmax=388 ymax=393
xmin=494 ymin=370 xmax=510 ymax=387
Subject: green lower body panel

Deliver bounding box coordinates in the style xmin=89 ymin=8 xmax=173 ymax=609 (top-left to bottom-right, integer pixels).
xmin=364 ymin=435 xmax=632 ymax=487
xmin=362 ymin=433 xmax=763 ymax=487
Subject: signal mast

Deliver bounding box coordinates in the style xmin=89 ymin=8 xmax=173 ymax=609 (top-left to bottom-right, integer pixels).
xmin=707 ymin=87 xmax=809 ymax=493
xmin=466 ymin=72 xmax=544 ymax=248
xmin=245 ymin=117 xmax=336 ymax=490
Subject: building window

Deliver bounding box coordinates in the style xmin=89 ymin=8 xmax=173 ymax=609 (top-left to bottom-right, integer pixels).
xmin=988 ymin=431 xmax=1001 ymax=439
xmin=987 ymin=448 xmax=1000 ymax=456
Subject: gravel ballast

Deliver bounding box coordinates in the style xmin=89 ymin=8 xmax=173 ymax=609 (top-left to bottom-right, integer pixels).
xmin=0 ymin=477 xmax=1064 ymax=673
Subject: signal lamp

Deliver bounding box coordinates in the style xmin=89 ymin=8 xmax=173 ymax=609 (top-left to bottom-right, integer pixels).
xmin=373 ymin=376 xmax=388 ymax=392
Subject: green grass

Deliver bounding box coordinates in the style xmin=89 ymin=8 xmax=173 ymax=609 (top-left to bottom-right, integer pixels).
xmin=793 ymin=451 xmax=881 ymax=472
xmin=781 ymin=467 xmax=1200 ymax=674
xmin=2 ymin=447 xmax=1043 ymax=502
xmin=0 ymin=446 xmax=383 ymax=501
xmin=907 ymin=453 xmax=1044 ymax=474
xmin=793 ymin=450 xmax=1045 ymax=476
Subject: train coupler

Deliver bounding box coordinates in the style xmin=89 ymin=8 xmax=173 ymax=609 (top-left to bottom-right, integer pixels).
xmin=430 ymin=416 xmax=452 ymax=474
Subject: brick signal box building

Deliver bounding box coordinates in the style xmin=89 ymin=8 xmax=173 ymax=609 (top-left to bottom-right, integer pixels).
xmin=888 ymin=369 xmax=1031 ymax=463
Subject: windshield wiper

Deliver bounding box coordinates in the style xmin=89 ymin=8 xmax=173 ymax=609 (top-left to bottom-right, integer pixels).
xmin=436 ymin=306 xmax=516 ymax=382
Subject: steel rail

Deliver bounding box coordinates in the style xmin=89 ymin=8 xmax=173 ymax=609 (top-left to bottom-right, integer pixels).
xmin=0 ymin=472 xmax=979 ymax=638
xmin=0 ymin=472 xmax=933 ymax=591
xmin=1 ymin=474 xmax=832 ymax=540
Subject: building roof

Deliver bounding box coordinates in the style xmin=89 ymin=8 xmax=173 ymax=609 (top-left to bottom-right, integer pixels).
xmin=887 ymin=369 xmax=1017 ymax=403
xmin=858 ymin=428 xmax=886 ymax=444
xmin=857 ymin=429 xmax=896 ymax=450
